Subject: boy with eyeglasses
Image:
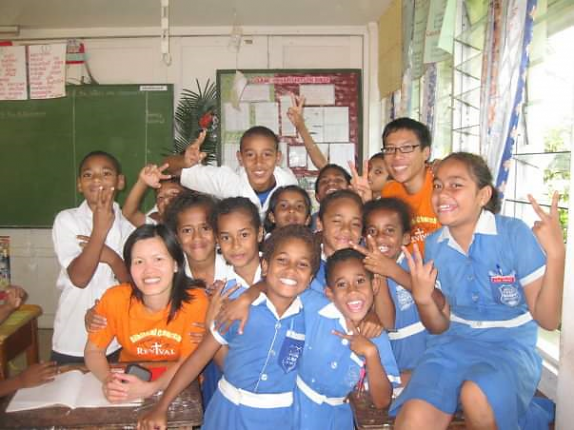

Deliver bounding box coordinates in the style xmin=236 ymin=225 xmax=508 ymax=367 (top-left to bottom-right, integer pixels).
xmin=380 ymin=117 xmax=440 ymax=254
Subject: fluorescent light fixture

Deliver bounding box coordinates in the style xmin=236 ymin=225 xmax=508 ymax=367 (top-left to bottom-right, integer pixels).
xmin=0 ymin=26 xmax=19 ymax=35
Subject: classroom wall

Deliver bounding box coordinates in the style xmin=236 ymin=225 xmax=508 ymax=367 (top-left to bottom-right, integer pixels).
xmin=1 ymin=26 xmax=380 ymax=328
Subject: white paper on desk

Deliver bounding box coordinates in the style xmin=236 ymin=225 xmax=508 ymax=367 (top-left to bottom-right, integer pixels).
xmin=224 ymin=102 xmax=251 ymax=132
xmin=28 ymin=43 xmax=66 ymax=100
xmin=254 ymin=102 xmax=279 ymax=135
xmin=289 ymin=146 xmax=308 ymax=168
xmin=300 ymin=84 xmax=335 ymax=105
xmin=323 ymin=107 xmax=349 ymax=142
xmin=241 ymin=83 xmax=271 ymax=102
xmin=279 ymin=95 xmax=296 ymax=137
xmin=0 ymin=46 xmax=27 ymax=101
xmin=307 ymin=143 xmax=329 ymax=172
xmin=303 ymin=107 xmax=324 ymax=143
xmin=329 ymin=143 xmax=355 ymax=173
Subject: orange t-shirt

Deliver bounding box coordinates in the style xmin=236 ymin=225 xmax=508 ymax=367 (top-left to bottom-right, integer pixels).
xmin=381 ymin=167 xmax=440 ymax=255
xmin=88 ymin=284 xmax=208 ymax=362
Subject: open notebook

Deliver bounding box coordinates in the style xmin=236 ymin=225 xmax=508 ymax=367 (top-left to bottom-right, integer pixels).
xmin=6 ymin=370 xmax=142 ymax=412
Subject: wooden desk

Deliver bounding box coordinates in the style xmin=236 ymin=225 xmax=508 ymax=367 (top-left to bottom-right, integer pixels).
xmin=0 ymin=304 xmax=42 ymax=379
xmin=0 ymin=364 xmax=203 ymax=429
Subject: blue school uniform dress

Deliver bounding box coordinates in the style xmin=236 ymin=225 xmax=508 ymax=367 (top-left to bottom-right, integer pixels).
xmin=205 ymin=292 xmax=305 ymax=430
xmin=295 ymin=294 xmax=400 ymax=430
xmin=387 ymin=253 xmax=428 ymax=371
xmin=309 ymin=248 xmax=327 ymax=294
xmin=390 ymin=211 xmax=546 ymax=430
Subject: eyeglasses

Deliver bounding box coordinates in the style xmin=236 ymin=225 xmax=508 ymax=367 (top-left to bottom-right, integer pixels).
xmin=381 ymin=144 xmax=421 ymax=155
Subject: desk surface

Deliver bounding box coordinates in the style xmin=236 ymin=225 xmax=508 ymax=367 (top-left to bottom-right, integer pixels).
xmin=0 ymin=304 xmax=42 ymax=341
xmin=0 ymin=364 xmax=203 ymax=429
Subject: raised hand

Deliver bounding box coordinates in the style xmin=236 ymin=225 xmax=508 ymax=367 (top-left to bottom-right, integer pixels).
xmin=92 ymin=185 xmax=115 ymax=234
xmin=348 ymin=160 xmax=373 ymax=203
xmin=184 ymin=129 xmax=208 ymax=167
xmin=286 ymin=94 xmax=306 ymax=129
xmin=403 ymin=244 xmax=436 ymax=306
xmin=351 ymin=235 xmax=395 ymax=277
xmin=332 ymin=318 xmax=377 ymax=358
xmin=528 ymin=192 xmax=565 ymax=258
xmin=139 ymin=163 xmax=171 ymax=189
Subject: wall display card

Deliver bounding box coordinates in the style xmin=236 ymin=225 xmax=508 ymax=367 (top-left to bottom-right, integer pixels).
xmin=254 ymin=102 xmax=280 ymax=135
xmin=224 ymin=102 xmax=251 ymax=131
xmin=329 ymin=143 xmax=355 ymax=173
xmin=241 ymin=83 xmax=271 ymax=102
xmin=288 ymin=145 xmax=308 ymax=168
xmin=224 ymin=143 xmax=240 ymax=172
xmin=28 ymin=43 xmax=66 ymax=99
xmin=279 ymin=95 xmax=296 ymax=136
xmin=0 ymin=46 xmax=27 ymax=101
xmin=279 ymin=141 xmax=289 ymax=168
xmin=300 ymin=84 xmax=336 ymax=105
xmin=307 ymin=144 xmax=329 ymax=172
xmin=0 ymin=236 xmax=10 ymax=290
xmin=323 ymin=106 xmax=349 ymax=142
xmin=303 ymin=107 xmax=324 ymax=143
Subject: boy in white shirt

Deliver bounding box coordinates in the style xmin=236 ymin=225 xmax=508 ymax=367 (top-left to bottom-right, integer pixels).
xmin=51 ymin=151 xmax=134 ymax=364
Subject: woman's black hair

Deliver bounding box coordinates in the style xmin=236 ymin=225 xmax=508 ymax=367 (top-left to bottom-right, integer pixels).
xmin=440 ymin=152 xmax=501 ymax=214
xmin=362 ymin=197 xmax=412 ymax=235
xmin=262 ymin=224 xmax=322 ymax=277
xmin=163 ymin=190 xmax=218 ymax=234
xmin=325 ymin=248 xmax=372 ymax=287
xmin=318 ymin=189 xmax=363 ymax=222
xmin=209 ymin=197 xmax=261 ymax=234
xmin=123 ymin=224 xmax=205 ymax=323
xmin=314 ymin=164 xmax=352 ymax=195
xmin=263 ymin=185 xmax=312 ymax=233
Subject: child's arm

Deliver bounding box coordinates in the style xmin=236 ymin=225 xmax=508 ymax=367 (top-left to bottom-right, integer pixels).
xmin=67 ymin=186 xmax=115 ymax=288
xmin=0 ymin=362 xmax=57 ymax=397
xmin=138 ymin=333 xmax=221 ymax=429
xmin=403 ymin=245 xmax=450 ymax=334
xmin=76 ymin=236 xmax=130 ymax=284
xmin=214 ymin=280 xmax=266 ymax=335
xmin=523 ymin=193 xmax=566 ymax=330
xmin=372 ymin=275 xmax=396 ymax=330
xmin=84 ymin=300 xmax=108 ymax=333
xmin=163 ymin=130 xmax=207 ymax=177
xmin=348 ymin=161 xmax=373 ymax=203
xmin=286 ymin=94 xmax=327 ymax=170
xmin=123 ymin=164 xmax=171 ymax=227
xmin=0 ymin=285 xmax=27 ymax=325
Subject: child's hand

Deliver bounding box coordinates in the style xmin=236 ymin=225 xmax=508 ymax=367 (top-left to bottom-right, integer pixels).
xmin=403 ymin=244 xmax=436 ymax=306
xmin=17 ymin=361 xmax=58 ymax=388
xmin=137 ymin=406 xmax=168 ymax=430
xmin=139 ymin=163 xmax=171 ymax=189
xmin=529 ymin=192 xmax=566 ymax=259
xmin=348 ymin=160 xmax=373 ymax=203
xmin=286 ymin=94 xmax=306 ymax=129
xmin=183 ymin=129 xmax=208 ymax=167
xmin=205 ymin=280 xmax=234 ymax=327
xmin=358 ymin=309 xmax=384 ymax=338
xmin=189 ymin=322 xmax=206 ymax=345
xmin=351 ymin=236 xmax=394 ymax=277
xmin=333 ymin=318 xmax=378 ymax=359
xmin=93 ymin=186 xmax=116 ymax=234
xmin=4 ymin=285 xmax=27 ymax=310
xmin=214 ymin=287 xmax=252 ymax=335
xmin=103 ymin=372 xmax=154 ymax=403
xmin=84 ymin=300 xmax=107 ymax=332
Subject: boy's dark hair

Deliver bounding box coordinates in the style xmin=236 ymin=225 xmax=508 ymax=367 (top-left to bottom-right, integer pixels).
xmin=123 ymin=224 xmax=205 ymax=323
xmin=163 ymin=190 xmax=218 ymax=233
xmin=209 ymin=197 xmax=261 ymax=234
xmin=369 ymin=152 xmax=386 ymax=163
xmin=363 ymin=197 xmax=412 ymax=235
xmin=263 ymin=185 xmax=312 ymax=233
xmin=325 ymin=248 xmax=372 ymax=286
xmin=240 ymin=126 xmax=280 ymax=151
xmin=78 ymin=150 xmax=122 ymax=174
xmin=314 ymin=164 xmax=352 ymax=195
xmin=262 ymin=224 xmax=322 ymax=276
xmin=157 ymin=176 xmax=183 ymax=189
xmin=441 ymin=152 xmax=501 ymax=214
xmin=318 ymin=189 xmax=363 ymax=222
xmin=382 ymin=117 xmax=432 ymax=150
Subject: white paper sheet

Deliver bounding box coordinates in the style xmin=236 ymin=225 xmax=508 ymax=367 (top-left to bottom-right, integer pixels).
xmin=279 ymin=95 xmax=296 ymax=136
xmin=223 ymin=143 xmax=240 ymax=171
xmin=28 ymin=43 xmax=66 ymax=99
xmin=0 ymin=46 xmax=27 ymax=100
xmin=224 ymin=102 xmax=251 ymax=131
xmin=329 ymin=143 xmax=355 ymax=173
xmin=241 ymin=83 xmax=271 ymax=102
xmin=303 ymin=107 xmax=324 ymax=143
xmin=254 ymin=102 xmax=280 ymax=135
xmin=323 ymin=106 xmax=349 ymax=142
xmin=307 ymin=143 xmax=329 ymax=172
xmin=288 ymin=146 xmax=308 ymax=168
xmin=300 ymin=84 xmax=336 ymax=105
xmin=279 ymin=141 xmax=289 ymax=168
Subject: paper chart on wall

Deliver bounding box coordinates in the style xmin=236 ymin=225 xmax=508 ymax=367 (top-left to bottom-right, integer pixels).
xmin=254 ymin=102 xmax=279 ymax=135
xmin=288 ymin=146 xmax=308 ymax=168
xmin=279 ymin=95 xmax=296 ymax=136
xmin=307 ymin=143 xmax=329 ymax=172
xmin=303 ymin=107 xmax=324 ymax=143
xmin=0 ymin=46 xmax=27 ymax=101
xmin=323 ymin=107 xmax=349 ymax=142
xmin=241 ymin=83 xmax=271 ymax=102
xmin=300 ymin=84 xmax=336 ymax=105
xmin=329 ymin=143 xmax=355 ymax=173
xmin=28 ymin=44 xmax=66 ymax=99
xmin=224 ymin=143 xmax=240 ymax=172
xmin=224 ymin=102 xmax=251 ymax=132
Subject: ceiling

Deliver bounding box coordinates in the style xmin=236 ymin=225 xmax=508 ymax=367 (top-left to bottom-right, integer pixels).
xmin=0 ymin=0 xmax=392 ymax=30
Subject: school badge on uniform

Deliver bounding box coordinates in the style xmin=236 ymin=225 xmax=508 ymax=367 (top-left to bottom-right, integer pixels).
xmin=278 ymin=330 xmax=305 ymax=373
xmin=396 ymin=286 xmax=414 ymax=311
xmin=489 ymin=268 xmax=521 ymax=307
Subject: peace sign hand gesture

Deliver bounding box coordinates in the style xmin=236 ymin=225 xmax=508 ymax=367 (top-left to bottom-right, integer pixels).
xmin=184 ymin=129 xmax=208 ymax=167
xmin=348 ymin=160 xmax=373 ymax=203
xmin=332 ymin=318 xmax=377 ymax=359
xmin=403 ymin=244 xmax=436 ymax=306
xmin=528 ymin=192 xmax=565 ymax=259
xmin=286 ymin=94 xmax=306 ymax=129
xmin=139 ymin=163 xmax=171 ymax=189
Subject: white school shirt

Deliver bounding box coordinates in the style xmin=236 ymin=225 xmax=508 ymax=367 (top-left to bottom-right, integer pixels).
xmin=51 ymin=201 xmax=135 ymax=357
xmin=180 ymin=164 xmax=298 ymax=219
xmin=184 ymin=253 xmax=230 ymax=284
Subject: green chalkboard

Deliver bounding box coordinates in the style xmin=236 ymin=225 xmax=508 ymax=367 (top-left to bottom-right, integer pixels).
xmin=0 ymin=84 xmax=174 ymax=228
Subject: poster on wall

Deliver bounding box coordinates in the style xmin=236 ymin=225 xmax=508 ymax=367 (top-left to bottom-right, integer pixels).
xmin=216 ymin=69 xmax=362 ymax=202
xmin=0 ymin=236 xmax=10 ymax=290
xmin=0 ymin=46 xmax=27 ymax=101
xmin=28 ymin=43 xmax=66 ymax=99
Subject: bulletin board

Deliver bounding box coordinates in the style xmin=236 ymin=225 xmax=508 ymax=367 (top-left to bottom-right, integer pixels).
xmin=216 ymin=69 xmax=362 ymax=199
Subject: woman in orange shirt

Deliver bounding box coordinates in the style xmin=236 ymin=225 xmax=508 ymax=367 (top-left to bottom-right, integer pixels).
xmin=85 ymin=224 xmax=209 ymax=403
